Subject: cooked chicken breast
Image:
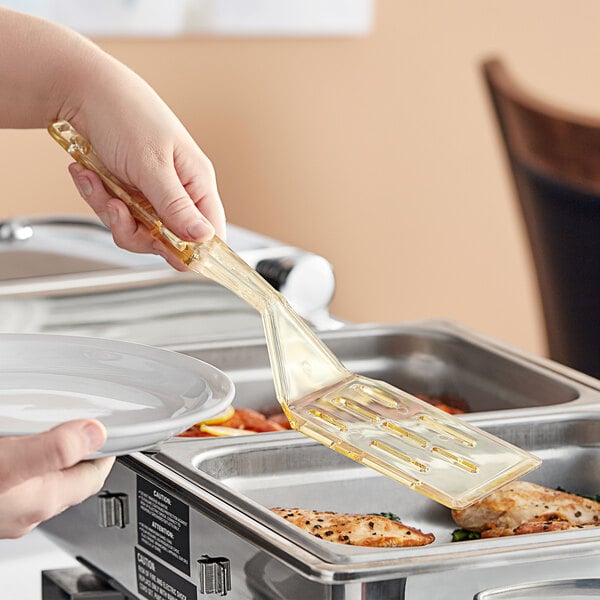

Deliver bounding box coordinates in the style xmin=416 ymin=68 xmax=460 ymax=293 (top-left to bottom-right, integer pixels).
xmin=452 ymin=481 xmax=600 ymax=537
xmin=271 ymin=508 xmax=435 ymax=547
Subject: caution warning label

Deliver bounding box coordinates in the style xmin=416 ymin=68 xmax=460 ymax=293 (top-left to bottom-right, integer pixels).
xmin=135 ymin=547 xmax=197 ymax=600
xmin=136 ymin=476 xmax=191 ymax=575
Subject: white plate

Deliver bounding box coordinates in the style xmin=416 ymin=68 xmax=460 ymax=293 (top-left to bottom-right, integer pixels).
xmin=0 ymin=333 xmax=234 ymax=457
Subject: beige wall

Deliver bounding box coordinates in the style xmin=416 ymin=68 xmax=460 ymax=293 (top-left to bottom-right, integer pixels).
xmin=3 ymin=0 xmax=600 ymax=355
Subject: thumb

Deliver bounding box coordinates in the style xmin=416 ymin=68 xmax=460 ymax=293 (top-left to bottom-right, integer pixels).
xmin=141 ymin=171 xmax=215 ymax=243
xmin=0 ymin=420 xmax=106 ymax=492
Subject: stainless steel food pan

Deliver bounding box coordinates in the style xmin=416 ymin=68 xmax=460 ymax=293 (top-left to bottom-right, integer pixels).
xmin=158 ymin=408 xmax=600 ymax=598
xmin=158 ymin=408 xmax=600 ymax=564
xmin=42 ymin=409 xmax=600 ymax=600
xmin=170 ymin=319 xmax=599 ymax=418
xmin=40 ymin=321 xmax=600 ymax=599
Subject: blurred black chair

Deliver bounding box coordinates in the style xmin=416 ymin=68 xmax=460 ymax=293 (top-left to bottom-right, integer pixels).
xmin=482 ymin=58 xmax=600 ymax=379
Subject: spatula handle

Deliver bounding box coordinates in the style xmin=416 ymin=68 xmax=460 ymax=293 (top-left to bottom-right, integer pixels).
xmin=48 ymin=121 xmax=196 ymax=261
xmin=48 ymin=120 xmax=276 ymax=311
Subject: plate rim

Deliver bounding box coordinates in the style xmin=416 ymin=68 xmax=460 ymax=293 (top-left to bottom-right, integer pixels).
xmin=0 ymin=332 xmax=235 ymax=443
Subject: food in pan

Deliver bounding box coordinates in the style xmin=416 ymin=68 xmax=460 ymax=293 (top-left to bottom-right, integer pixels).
xmin=415 ymin=394 xmax=469 ymax=414
xmin=193 ymin=425 xmax=258 ymax=437
xmin=555 ymin=486 xmax=600 ymax=503
xmin=271 ymin=508 xmax=435 ymax=547
xmin=178 ymin=407 xmax=292 ymax=437
xmin=179 ymin=393 xmax=469 ymax=438
xmin=451 ymin=481 xmax=600 ymax=539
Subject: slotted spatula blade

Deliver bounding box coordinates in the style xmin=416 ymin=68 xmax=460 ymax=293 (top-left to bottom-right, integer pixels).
xmin=49 ymin=121 xmax=541 ymax=509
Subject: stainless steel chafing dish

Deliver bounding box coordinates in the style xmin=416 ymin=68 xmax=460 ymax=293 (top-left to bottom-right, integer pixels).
xmin=0 ymin=216 xmax=339 ymax=343
xmin=5 ymin=215 xmax=598 ymax=599
xmin=167 ymin=319 xmax=594 ymax=415
xmin=40 ymin=321 xmax=600 ymax=600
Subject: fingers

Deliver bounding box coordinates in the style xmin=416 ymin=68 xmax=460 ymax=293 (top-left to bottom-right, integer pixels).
xmin=172 ymin=150 xmax=226 ymax=241
xmin=0 ymin=456 xmax=115 ymax=539
xmin=68 ymin=145 xmax=224 ymax=246
xmin=43 ymin=455 xmax=115 ymax=516
xmin=0 ymin=420 xmax=113 ymax=538
xmin=69 ymin=163 xmax=182 ymax=264
xmin=197 ymin=195 xmax=226 ymax=241
xmin=68 ymin=163 xmax=204 ymax=270
xmin=183 ymin=185 xmax=226 ymax=242
xmin=0 ymin=419 xmax=106 ymax=493
xmin=137 ymin=144 xmax=216 ymax=243
xmin=69 ymin=162 xmax=145 ymax=248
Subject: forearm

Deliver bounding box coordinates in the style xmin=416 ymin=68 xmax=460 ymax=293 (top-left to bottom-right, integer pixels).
xmin=1 ymin=7 xmax=225 ymax=245
xmin=0 ymin=7 xmax=130 ymax=129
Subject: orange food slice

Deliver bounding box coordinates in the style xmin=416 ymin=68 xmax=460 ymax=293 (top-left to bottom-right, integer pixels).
xmin=199 ymin=424 xmax=257 ymax=437
xmin=197 ymin=405 xmax=236 ymax=426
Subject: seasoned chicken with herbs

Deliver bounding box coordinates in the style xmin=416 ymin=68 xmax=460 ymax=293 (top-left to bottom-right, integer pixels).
xmin=452 ymin=481 xmax=600 ymax=538
xmin=271 ymin=508 xmax=435 ymax=547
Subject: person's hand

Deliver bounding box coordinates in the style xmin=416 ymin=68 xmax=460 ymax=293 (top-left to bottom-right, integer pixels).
xmin=69 ymin=162 xmax=196 ymax=272
xmin=1 ymin=7 xmax=225 ymax=264
xmin=65 ymin=57 xmax=226 ymax=268
xmin=0 ymin=419 xmax=114 ymax=539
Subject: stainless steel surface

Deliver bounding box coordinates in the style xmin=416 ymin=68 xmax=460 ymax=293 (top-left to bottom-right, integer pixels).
xmin=40 ymin=322 xmax=600 ymax=599
xmin=474 ymin=578 xmax=600 ymax=599
xmin=0 ymin=215 xmax=161 ymax=279
xmin=157 ymin=409 xmax=600 ymax=568
xmin=0 ymin=219 xmax=33 ymax=242
xmin=41 ymin=408 xmax=600 ymax=599
xmin=0 ymin=217 xmax=338 ymax=342
xmin=98 ymin=492 xmax=130 ymax=529
xmin=0 ymin=215 xmax=322 ymax=282
xmin=169 ymin=320 xmax=596 ymax=417
xmin=0 ymin=280 xmax=263 ymax=345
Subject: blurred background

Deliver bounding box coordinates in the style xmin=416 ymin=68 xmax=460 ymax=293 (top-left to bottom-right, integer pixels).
xmin=2 ymin=0 xmax=600 ymax=357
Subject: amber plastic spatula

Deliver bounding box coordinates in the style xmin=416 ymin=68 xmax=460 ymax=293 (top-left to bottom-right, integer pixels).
xmin=49 ymin=120 xmax=541 ymax=509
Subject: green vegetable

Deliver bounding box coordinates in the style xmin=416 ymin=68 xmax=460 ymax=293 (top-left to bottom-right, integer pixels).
xmin=451 ymin=528 xmax=481 ymax=542
xmin=370 ymin=512 xmax=403 ymax=522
